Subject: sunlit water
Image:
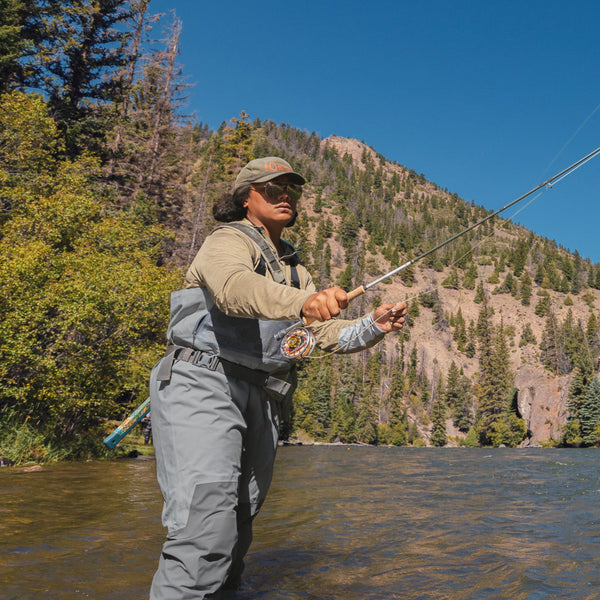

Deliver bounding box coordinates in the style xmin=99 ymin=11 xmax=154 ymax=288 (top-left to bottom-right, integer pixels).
xmin=1 ymin=447 xmax=600 ymax=599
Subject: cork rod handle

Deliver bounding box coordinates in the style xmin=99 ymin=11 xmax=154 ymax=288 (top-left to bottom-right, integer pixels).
xmin=346 ymin=285 xmax=366 ymax=302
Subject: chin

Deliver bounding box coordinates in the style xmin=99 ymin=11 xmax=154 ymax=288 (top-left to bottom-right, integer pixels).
xmin=285 ymin=211 xmax=298 ymax=228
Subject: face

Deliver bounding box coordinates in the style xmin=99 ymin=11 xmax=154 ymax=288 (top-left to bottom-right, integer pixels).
xmin=244 ymin=175 xmax=301 ymax=231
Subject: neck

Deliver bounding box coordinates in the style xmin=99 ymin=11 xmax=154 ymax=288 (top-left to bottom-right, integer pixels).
xmin=246 ymin=216 xmax=285 ymax=247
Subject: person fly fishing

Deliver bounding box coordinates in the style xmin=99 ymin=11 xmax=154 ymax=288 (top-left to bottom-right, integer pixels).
xmin=148 ymin=156 xmax=408 ymax=599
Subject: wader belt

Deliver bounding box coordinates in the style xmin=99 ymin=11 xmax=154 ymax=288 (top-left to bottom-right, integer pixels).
xmin=156 ymin=345 xmax=292 ymax=399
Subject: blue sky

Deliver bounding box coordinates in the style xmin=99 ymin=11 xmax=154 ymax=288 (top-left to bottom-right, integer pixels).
xmin=148 ymin=0 xmax=600 ymax=262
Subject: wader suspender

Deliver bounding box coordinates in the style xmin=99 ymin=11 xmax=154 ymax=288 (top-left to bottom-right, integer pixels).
xmin=219 ymin=222 xmax=301 ymax=289
xmin=156 ymin=223 xmax=300 ymax=397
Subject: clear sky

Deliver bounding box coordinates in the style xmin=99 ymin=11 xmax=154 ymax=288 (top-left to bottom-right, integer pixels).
xmin=148 ymin=0 xmax=600 ymax=262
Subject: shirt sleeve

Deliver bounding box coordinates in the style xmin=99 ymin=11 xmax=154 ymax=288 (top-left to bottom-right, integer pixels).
xmin=186 ymin=226 xmax=314 ymax=321
xmin=310 ymin=314 xmax=386 ymax=354
xmin=186 ymin=222 xmax=388 ymax=353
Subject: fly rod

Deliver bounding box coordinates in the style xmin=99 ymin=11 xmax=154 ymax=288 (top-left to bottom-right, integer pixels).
xmin=346 ymin=145 xmax=600 ymax=301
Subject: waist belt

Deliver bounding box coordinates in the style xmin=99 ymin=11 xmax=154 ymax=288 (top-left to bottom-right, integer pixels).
xmin=156 ymin=345 xmax=292 ymax=399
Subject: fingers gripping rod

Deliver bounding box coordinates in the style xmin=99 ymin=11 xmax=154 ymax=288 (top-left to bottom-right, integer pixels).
xmin=346 ymin=146 xmax=600 ymax=301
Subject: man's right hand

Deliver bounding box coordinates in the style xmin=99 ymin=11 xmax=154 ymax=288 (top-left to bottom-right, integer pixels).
xmin=301 ymin=286 xmax=349 ymax=323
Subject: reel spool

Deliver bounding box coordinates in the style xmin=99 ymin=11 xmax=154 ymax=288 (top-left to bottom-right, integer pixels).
xmin=280 ymin=325 xmax=316 ymax=360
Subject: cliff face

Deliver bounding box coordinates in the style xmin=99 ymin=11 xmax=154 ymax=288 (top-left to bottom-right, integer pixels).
xmin=515 ymin=367 xmax=571 ymax=446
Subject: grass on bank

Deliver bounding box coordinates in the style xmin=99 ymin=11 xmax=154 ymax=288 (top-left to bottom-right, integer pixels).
xmin=0 ymin=419 xmax=154 ymax=466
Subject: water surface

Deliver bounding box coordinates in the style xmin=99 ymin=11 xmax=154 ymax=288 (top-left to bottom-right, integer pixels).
xmin=1 ymin=447 xmax=599 ymax=599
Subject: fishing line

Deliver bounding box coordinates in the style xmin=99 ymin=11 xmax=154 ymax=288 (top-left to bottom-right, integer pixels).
xmin=536 ymin=101 xmax=600 ymax=184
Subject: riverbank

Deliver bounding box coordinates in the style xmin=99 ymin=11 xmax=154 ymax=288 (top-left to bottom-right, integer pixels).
xmin=0 ymin=420 xmax=154 ymax=468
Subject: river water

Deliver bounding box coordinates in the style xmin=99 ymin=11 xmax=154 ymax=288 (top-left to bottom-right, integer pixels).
xmin=1 ymin=447 xmax=600 ymax=600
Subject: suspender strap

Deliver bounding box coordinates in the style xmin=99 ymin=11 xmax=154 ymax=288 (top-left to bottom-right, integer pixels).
xmin=156 ymin=345 xmax=292 ymax=398
xmin=219 ymin=222 xmax=299 ymax=286
xmin=289 ymin=264 xmax=300 ymax=289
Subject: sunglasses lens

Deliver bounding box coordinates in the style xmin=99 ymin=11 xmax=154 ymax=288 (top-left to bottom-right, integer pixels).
xmin=265 ymin=182 xmax=284 ymax=198
xmin=287 ymin=184 xmax=303 ymax=201
xmin=265 ymin=182 xmax=302 ymax=201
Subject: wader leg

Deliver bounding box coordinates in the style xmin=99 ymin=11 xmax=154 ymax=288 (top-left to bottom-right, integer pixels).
xmin=226 ymin=390 xmax=280 ymax=589
xmin=148 ymin=359 xmax=280 ymax=600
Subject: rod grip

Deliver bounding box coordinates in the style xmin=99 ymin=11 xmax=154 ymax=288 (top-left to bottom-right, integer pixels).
xmin=302 ymin=285 xmax=366 ymax=326
xmin=346 ymin=285 xmax=366 ymax=302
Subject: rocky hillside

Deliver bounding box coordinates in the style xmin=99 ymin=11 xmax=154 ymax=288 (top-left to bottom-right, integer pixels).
xmin=290 ymin=134 xmax=599 ymax=446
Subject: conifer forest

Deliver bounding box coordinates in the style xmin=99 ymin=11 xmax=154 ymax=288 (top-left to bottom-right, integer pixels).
xmin=2 ymin=0 xmax=600 ymax=462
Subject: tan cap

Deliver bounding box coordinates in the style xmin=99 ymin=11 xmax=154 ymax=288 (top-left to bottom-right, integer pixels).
xmin=234 ymin=156 xmax=306 ymax=192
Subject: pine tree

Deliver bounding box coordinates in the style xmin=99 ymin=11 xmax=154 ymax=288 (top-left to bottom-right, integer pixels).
xmin=331 ymin=359 xmax=357 ymax=443
xmin=454 ymin=370 xmax=473 ymax=433
xmin=562 ymin=309 xmax=587 ymax=372
xmin=222 ymin=110 xmax=254 ymax=171
xmin=355 ymin=397 xmax=377 ymax=444
xmin=0 ymin=0 xmax=28 ymax=91
xmin=534 ymin=291 xmax=551 ymax=317
xmin=474 ymin=281 xmax=485 ymax=303
xmin=105 ymin=0 xmax=157 ymax=173
xmin=387 ymin=359 xmax=407 ymax=445
xmin=463 ymin=261 xmax=478 ymax=289
xmin=429 ymin=394 xmax=447 ymax=446
xmin=519 ymin=270 xmax=532 ymax=306
xmin=510 ymin=237 xmax=527 ymax=276
xmin=312 ymin=361 xmax=333 ymax=437
xmin=586 ymin=312 xmax=600 ymax=355
xmin=477 ymin=313 xmax=514 ymax=445
xmin=519 ymin=323 xmax=537 ymax=347
xmin=476 ymin=296 xmax=494 ymax=371
xmin=108 ymin=12 xmax=194 ymax=231
xmin=441 ymin=268 xmax=460 ymax=289
xmin=540 ymin=311 xmax=569 ymax=375
xmin=444 ymin=361 xmax=462 ymax=411
xmin=580 ymin=377 xmax=600 ymax=446
xmin=23 ymin=0 xmax=134 ymax=156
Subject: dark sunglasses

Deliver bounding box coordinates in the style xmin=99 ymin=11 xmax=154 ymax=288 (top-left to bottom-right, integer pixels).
xmin=255 ymin=181 xmax=303 ymax=202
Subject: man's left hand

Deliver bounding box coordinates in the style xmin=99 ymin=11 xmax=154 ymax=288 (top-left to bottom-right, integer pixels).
xmin=373 ymin=302 xmax=408 ymax=333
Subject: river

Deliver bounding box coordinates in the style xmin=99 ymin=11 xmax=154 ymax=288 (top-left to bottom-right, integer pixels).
xmin=1 ymin=447 xmax=599 ymax=599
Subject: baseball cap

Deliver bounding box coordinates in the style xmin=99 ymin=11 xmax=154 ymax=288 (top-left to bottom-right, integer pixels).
xmin=234 ymin=156 xmax=306 ymax=192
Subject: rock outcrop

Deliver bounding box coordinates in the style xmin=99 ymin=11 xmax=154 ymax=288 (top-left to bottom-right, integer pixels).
xmin=515 ymin=366 xmax=571 ymax=446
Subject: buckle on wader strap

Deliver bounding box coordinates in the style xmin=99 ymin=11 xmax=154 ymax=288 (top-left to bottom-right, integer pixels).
xmin=156 ymin=345 xmax=292 ymax=399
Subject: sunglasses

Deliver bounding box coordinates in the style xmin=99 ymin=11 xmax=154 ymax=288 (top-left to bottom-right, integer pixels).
xmin=254 ymin=181 xmax=303 ymax=202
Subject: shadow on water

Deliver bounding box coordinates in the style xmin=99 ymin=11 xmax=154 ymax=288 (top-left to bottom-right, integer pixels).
xmin=1 ymin=447 xmax=600 ymax=599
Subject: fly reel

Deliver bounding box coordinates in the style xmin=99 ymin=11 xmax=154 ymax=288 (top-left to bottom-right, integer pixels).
xmin=280 ymin=324 xmax=316 ymax=360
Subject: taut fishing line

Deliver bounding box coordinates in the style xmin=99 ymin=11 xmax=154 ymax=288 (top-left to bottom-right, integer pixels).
xmin=536 ymin=102 xmax=600 ymax=184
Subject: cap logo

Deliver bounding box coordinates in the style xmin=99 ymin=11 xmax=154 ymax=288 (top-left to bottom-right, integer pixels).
xmin=264 ymin=161 xmax=291 ymax=173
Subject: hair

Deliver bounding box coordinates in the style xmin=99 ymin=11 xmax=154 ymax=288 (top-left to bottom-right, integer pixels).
xmin=212 ymin=184 xmax=252 ymax=222
xmin=212 ymin=182 xmax=298 ymax=227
